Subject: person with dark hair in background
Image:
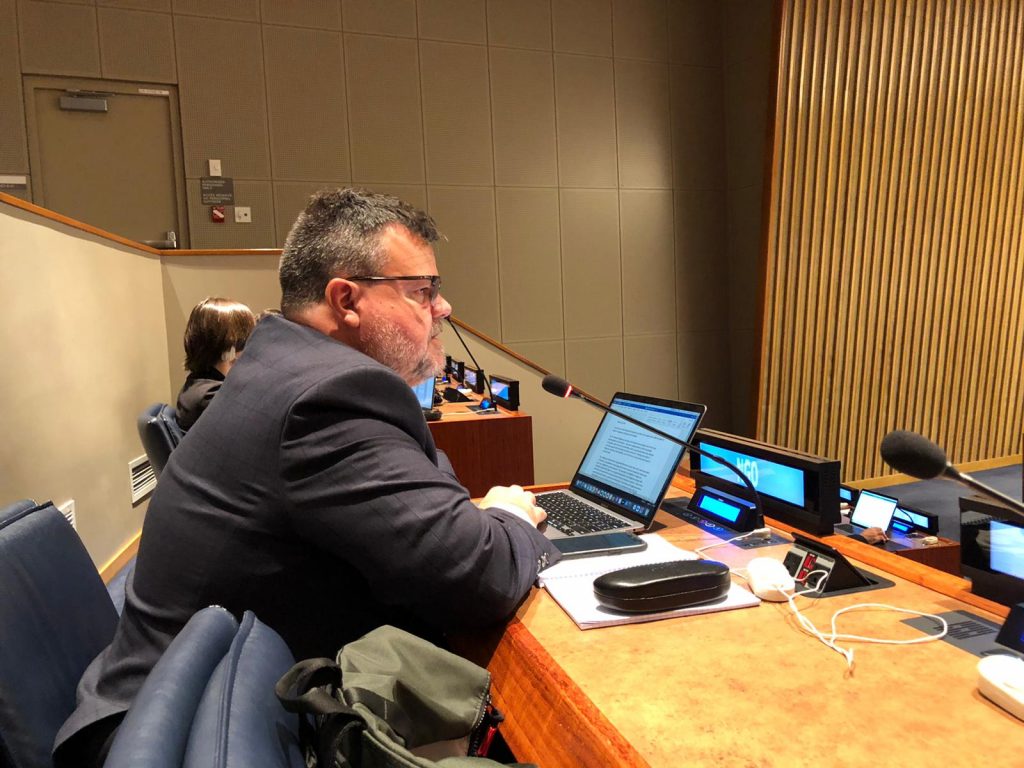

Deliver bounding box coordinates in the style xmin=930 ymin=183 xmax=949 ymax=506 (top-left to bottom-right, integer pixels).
xmin=54 ymin=189 xmax=559 ymax=767
xmin=176 ymin=297 xmax=256 ymax=430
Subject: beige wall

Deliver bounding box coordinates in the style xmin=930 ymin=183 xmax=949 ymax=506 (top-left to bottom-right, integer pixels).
xmin=0 ymin=204 xmax=170 ymax=565
xmin=0 ymin=0 xmax=779 ymax=434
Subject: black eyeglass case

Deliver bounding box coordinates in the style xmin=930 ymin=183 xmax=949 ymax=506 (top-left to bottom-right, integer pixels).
xmin=593 ymin=560 xmax=731 ymax=613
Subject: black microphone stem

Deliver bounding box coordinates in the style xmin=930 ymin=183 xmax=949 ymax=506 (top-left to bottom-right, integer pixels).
xmin=946 ymin=467 xmax=1024 ymax=521
xmin=445 ymin=318 xmax=497 ymax=412
xmin=557 ymin=389 xmax=765 ymax=525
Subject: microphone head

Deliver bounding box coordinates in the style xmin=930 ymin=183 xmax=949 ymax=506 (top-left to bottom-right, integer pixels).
xmin=879 ymin=430 xmax=949 ymax=479
xmin=541 ymin=375 xmax=573 ymax=398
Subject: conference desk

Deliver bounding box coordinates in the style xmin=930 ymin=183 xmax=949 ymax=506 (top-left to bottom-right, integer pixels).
xmin=428 ymin=400 xmax=533 ymax=497
xmin=455 ymin=488 xmax=1020 ymax=768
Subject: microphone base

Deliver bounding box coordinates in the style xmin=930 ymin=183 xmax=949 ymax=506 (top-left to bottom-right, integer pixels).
xmin=468 ymin=403 xmax=500 ymax=415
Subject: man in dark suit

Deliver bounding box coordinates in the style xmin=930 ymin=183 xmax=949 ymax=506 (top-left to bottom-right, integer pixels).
xmin=55 ymin=188 xmax=560 ymax=767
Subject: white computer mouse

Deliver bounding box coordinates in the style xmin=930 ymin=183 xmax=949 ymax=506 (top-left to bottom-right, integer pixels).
xmin=746 ymin=557 xmax=795 ymax=602
xmin=977 ymin=654 xmax=1024 ymax=721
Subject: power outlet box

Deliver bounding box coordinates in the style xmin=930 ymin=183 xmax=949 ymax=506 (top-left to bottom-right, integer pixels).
xmin=234 ymin=206 xmax=252 ymax=223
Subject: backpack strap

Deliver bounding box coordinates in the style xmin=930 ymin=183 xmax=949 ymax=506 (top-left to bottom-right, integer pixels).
xmin=276 ymin=658 xmax=355 ymax=716
xmin=276 ymin=658 xmax=366 ymax=768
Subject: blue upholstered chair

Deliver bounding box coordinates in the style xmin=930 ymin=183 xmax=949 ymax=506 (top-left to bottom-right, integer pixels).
xmin=137 ymin=403 xmax=184 ymax=478
xmin=101 ymin=606 xmax=240 ymax=768
xmin=103 ymin=607 xmax=303 ymax=768
xmin=0 ymin=500 xmax=119 ymax=768
xmin=184 ymin=612 xmax=303 ymax=768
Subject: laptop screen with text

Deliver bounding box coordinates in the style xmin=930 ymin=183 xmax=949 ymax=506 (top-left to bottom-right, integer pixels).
xmin=570 ymin=395 xmax=705 ymax=525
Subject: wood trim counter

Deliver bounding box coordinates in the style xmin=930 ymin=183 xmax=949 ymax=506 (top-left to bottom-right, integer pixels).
xmin=1 ymin=191 xmax=161 ymax=255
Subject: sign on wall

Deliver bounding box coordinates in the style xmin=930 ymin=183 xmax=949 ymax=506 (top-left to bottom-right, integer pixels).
xmin=200 ymin=177 xmax=234 ymax=205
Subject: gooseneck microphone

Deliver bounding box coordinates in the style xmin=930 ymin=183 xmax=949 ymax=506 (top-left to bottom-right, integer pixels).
xmin=445 ymin=318 xmax=498 ymax=412
xmin=541 ymin=375 xmax=764 ymax=523
xmin=880 ymin=430 xmax=1024 ymax=521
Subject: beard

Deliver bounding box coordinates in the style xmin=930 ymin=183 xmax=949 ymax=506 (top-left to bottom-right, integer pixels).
xmin=362 ymin=316 xmax=445 ymax=384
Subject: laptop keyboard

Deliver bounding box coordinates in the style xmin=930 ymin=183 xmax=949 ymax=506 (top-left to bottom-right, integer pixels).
xmin=536 ymin=492 xmax=624 ymax=535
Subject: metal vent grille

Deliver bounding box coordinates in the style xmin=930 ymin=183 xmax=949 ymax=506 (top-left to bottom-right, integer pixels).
xmin=58 ymin=500 xmax=76 ymax=530
xmin=130 ymin=455 xmax=156 ymax=503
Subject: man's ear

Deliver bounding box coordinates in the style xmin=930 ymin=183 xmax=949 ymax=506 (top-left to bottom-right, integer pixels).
xmin=324 ymin=277 xmax=360 ymax=329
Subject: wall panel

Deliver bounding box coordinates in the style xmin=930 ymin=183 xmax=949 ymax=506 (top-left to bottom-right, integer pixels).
xmin=345 ymin=34 xmax=424 ymax=184
xmin=97 ymin=7 xmax=177 ymax=84
xmin=0 ymin=0 xmax=28 ymax=174
xmin=175 ymin=16 xmax=271 ymax=179
xmin=496 ymin=187 xmax=563 ymax=343
xmin=490 ymin=47 xmax=558 ymax=187
xmin=19 ymin=1 xmax=100 ymax=77
xmin=420 ymin=41 xmax=494 ymax=186
xmin=762 ymin=0 xmax=1024 ymax=479
xmin=263 ymin=25 xmax=349 ymax=182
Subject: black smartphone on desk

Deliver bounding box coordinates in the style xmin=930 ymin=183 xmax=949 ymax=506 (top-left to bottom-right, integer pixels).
xmin=552 ymin=532 xmax=647 ymax=559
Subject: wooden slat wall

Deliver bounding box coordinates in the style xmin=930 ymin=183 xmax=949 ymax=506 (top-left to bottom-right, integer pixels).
xmin=760 ymin=0 xmax=1024 ymax=480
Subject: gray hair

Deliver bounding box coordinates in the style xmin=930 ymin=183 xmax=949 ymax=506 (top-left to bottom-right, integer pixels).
xmin=279 ymin=188 xmax=441 ymax=314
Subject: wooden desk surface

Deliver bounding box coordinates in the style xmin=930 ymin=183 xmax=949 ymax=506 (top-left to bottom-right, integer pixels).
xmin=458 ymin=509 xmax=1022 ymax=768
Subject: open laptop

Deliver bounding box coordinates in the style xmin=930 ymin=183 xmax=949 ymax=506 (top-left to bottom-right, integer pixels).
xmin=535 ymin=392 xmax=706 ymax=540
xmin=835 ymin=489 xmax=907 ymax=550
xmin=411 ymin=378 xmax=440 ymax=421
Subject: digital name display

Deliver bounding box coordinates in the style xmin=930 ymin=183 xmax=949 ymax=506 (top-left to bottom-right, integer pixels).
xmin=894 ymin=507 xmax=928 ymax=528
xmin=698 ymin=493 xmax=742 ymax=523
xmin=697 ymin=443 xmax=806 ymax=508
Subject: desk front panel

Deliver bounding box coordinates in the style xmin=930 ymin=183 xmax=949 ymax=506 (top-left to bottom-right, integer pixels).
xmin=428 ymin=405 xmax=533 ymax=496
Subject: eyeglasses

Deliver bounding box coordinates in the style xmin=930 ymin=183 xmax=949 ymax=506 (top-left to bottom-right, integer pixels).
xmin=347 ymin=275 xmax=442 ymax=306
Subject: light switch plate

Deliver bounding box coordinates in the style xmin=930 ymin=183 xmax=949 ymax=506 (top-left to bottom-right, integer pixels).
xmin=234 ymin=206 xmax=252 ymax=223
xmin=208 ymin=159 xmax=222 ymax=176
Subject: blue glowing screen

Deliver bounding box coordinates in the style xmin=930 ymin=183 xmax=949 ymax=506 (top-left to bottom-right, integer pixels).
xmin=697 ymin=443 xmax=806 ymax=508
xmin=411 ymin=378 xmax=435 ymax=409
xmin=698 ymin=493 xmax=742 ymax=523
xmin=990 ymin=521 xmax=1024 ymax=580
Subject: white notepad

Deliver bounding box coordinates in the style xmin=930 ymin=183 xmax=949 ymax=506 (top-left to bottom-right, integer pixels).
xmin=538 ymin=534 xmax=761 ymax=630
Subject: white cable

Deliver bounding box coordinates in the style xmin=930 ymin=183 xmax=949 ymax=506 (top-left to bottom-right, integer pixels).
xmin=713 ymin=536 xmax=948 ymax=672
xmin=695 ymin=527 xmax=772 ymax=558
xmin=779 ymin=571 xmax=949 ymax=670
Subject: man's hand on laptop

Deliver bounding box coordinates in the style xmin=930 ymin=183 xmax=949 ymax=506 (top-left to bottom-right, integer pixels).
xmin=479 ymin=485 xmax=547 ymax=528
xmin=860 ymin=526 xmax=888 ymax=544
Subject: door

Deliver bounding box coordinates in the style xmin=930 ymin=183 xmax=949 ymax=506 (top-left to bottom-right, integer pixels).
xmin=24 ymin=76 xmax=188 ymax=248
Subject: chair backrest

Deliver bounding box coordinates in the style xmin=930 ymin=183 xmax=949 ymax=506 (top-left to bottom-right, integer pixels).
xmin=0 ymin=501 xmax=119 ymax=768
xmin=184 ymin=612 xmax=303 ymax=768
xmin=137 ymin=403 xmax=184 ymax=477
xmin=102 ymin=606 xmax=239 ymax=768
